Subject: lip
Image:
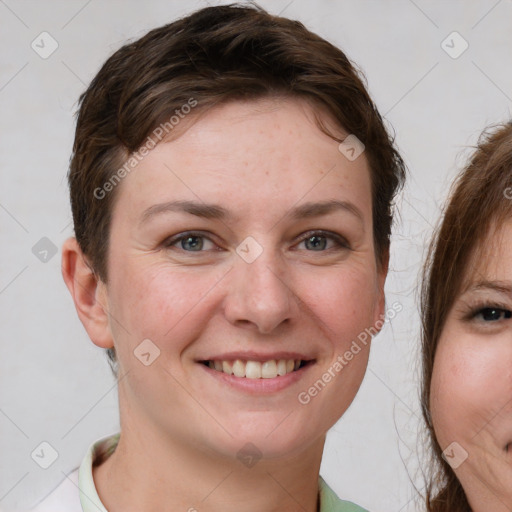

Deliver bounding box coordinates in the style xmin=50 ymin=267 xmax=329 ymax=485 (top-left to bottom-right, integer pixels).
xmin=198 ymin=358 xmax=315 ymax=394
xmin=197 ymin=351 xmax=314 ymax=362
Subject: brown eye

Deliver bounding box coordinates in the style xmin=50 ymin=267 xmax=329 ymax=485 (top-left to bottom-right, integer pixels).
xmin=477 ymin=308 xmax=512 ymax=322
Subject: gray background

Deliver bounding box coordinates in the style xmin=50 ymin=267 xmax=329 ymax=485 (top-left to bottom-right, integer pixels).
xmin=1 ymin=0 xmax=511 ymax=511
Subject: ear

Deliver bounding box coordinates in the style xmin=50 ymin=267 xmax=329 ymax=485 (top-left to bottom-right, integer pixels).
xmin=373 ymin=248 xmax=389 ymax=329
xmin=61 ymin=237 xmax=113 ymax=349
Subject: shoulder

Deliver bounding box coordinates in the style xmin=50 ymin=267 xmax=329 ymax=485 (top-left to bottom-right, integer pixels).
xmin=319 ymin=477 xmax=369 ymax=512
xmin=30 ymin=469 xmax=81 ymax=512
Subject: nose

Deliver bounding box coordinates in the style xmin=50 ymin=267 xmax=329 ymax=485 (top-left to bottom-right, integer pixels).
xmin=222 ymin=250 xmax=295 ymax=334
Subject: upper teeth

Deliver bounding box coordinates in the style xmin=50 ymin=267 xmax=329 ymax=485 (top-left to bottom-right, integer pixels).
xmin=207 ymin=359 xmax=301 ymax=379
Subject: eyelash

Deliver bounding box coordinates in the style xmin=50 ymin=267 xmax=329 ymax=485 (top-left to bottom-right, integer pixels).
xmin=163 ymin=230 xmax=350 ymax=253
xmin=465 ymin=303 xmax=512 ymax=323
xmin=295 ymin=230 xmax=350 ymax=251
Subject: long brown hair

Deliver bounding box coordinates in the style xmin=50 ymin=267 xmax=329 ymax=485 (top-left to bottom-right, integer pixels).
xmin=421 ymin=122 xmax=512 ymax=510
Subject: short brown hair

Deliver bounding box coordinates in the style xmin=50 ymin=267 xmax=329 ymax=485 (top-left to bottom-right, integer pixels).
xmin=421 ymin=122 xmax=512 ymax=511
xmin=68 ymin=3 xmax=405 ymax=367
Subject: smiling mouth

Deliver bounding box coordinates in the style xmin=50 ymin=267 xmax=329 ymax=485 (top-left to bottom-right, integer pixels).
xmin=201 ymin=359 xmax=313 ymax=379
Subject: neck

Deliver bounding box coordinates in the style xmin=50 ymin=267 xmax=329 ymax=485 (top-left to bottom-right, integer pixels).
xmin=93 ymin=411 xmax=325 ymax=512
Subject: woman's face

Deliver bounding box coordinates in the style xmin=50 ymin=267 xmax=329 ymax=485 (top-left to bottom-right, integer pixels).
xmin=98 ymin=98 xmax=385 ymax=459
xmin=431 ymin=222 xmax=512 ymax=510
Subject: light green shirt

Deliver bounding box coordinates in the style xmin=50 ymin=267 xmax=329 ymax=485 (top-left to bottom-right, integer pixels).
xmin=76 ymin=434 xmax=368 ymax=512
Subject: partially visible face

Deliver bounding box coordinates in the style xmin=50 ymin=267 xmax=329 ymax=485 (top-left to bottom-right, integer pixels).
xmin=431 ymin=221 xmax=512 ymax=511
xmin=100 ymin=98 xmax=385 ymax=460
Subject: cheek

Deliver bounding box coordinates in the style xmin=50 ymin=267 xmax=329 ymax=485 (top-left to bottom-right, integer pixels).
xmin=431 ymin=336 xmax=512 ymax=447
xmin=107 ymin=262 xmax=228 ymax=355
xmin=300 ymin=264 xmax=379 ymax=340
xmin=296 ymin=266 xmax=377 ymax=371
xmin=289 ymin=266 xmax=376 ymax=427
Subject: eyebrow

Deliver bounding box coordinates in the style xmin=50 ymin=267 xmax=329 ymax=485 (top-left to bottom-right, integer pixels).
xmin=139 ymin=199 xmax=364 ymax=225
xmin=288 ymin=200 xmax=364 ymax=223
xmin=463 ymin=280 xmax=512 ymax=296
xmin=140 ymin=200 xmax=232 ymax=225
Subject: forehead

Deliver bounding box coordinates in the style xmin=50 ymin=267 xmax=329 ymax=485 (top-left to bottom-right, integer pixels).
xmin=112 ymin=98 xmax=372 ymax=225
xmin=461 ymin=221 xmax=512 ymax=291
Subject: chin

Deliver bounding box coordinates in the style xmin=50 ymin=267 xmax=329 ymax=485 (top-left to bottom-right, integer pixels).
xmin=202 ymin=419 xmax=317 ymax=461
